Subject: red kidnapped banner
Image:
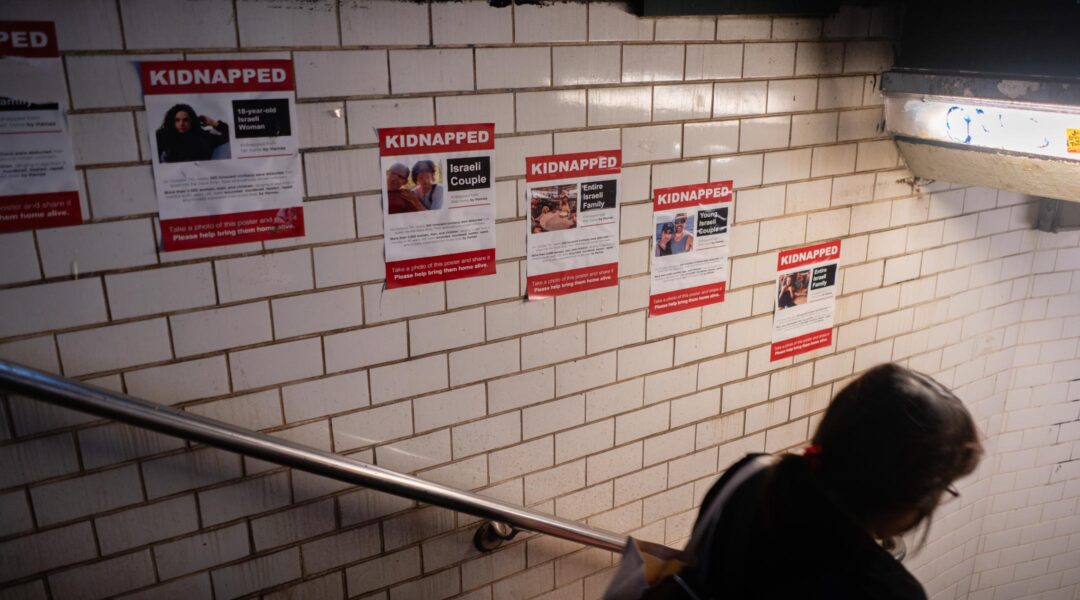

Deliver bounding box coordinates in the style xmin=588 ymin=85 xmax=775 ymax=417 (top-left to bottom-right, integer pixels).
xmin=0 ymin=21 xmax=58 ymax=58
xmin=140 ymin=60 xmax=295 ymax=95
xmin=777 ymin=239 xmax=841 ymax=271
xmin=650 ymin=282 xmax=726 ymax=316
xmin=379 ymin=124 xmax=495 ymax=157
xmin=528 ymin=263 xmax=618 ymax=298
xmin=526 ymin=150 xmax=621 ymax=183
xmin=653 ymin=181 xmax=732 ymax=212
xmin=0 ymin=191 xmax=81 ymax=232
xmin=770 ymin=329 xmax=832 ymax=361
xmin=386 ymin=249 xmax=496 ymax=288
xmin=161 ymin=207 xmax=304 ymax=251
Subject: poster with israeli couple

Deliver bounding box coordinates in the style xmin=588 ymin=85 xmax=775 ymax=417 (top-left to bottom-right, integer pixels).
xmin=0 ymin=21 xmax=81 ymax=233
xmin=649 ymin=181 xmax=733 ymax=316
xmin=379 ymin=124 xmax=496 ymax=288
xmin=140 ymin=59 xmax=303 ymax=251
xmin=525 ymin=150 xmax=621 ymax=299
xmin=771 ymin=239 xmax=841 ymax=361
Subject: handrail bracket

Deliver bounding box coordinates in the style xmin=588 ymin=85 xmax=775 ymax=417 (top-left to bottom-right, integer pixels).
xmin=473 ymin=520 xmax=519 ymax=552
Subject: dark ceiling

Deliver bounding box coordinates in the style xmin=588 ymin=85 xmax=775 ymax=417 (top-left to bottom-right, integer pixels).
xmin=893 ymin=0 xmax=1080 ymax=79
xmin=632 ymin=0 xmax=1080 ymax=79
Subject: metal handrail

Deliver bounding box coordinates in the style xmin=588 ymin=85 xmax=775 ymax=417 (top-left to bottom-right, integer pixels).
xmin=0 ymin=359 xmax=628 ymax=554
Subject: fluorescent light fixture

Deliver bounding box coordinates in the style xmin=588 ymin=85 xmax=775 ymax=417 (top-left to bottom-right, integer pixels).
xmin=885 ymin=95 xmax=1080 ymax=161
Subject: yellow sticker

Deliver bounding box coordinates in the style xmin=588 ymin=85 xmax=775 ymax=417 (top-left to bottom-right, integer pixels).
xmin=1068 ymin=128 xmax=1080 ymax=153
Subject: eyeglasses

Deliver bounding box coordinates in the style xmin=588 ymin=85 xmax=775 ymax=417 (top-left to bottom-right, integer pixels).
xmin=944 ymin=485 xmax=960 ymax=499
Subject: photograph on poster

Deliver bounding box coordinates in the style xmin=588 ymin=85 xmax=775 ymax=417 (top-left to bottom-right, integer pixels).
xmin=154 ymin=101 xmax=231 ymax=163
xmin=529 ymin=184 xmax=578 ymax=233
xmin=655 ymin=213 xmax=696 ymax=256
xmin=385 ymin=159 xmax=445 ymax=214
xmin=776 ymin=270 xmax=811 ymax=310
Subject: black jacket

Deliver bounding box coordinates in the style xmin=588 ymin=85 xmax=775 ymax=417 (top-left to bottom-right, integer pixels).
xmin=684 ymin=454 xmax=927 ymax=600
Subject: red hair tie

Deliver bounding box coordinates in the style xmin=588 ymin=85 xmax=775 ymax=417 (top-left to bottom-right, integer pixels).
xmin=803 ymin=443 xmax=823 ymax=471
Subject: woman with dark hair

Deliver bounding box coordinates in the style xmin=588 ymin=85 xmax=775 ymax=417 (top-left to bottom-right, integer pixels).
xmin=636 ymin=364 xmax=982 ymax=600
xmin=778 ymin=274 xmax=798 ymax=309
xmin=156 ymin=103 xmax=229 ymax=163
xmin=412 ymin=160 xmax=444 ymax=210
xmin=655 ymin=222 xmax=674 ymax=256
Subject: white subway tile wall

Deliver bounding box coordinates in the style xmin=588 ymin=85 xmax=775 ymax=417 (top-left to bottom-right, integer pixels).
xmin=0 ymin=3 xmax=1077 ymax=600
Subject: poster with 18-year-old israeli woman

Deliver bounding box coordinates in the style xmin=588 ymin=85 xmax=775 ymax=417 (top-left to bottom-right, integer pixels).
xmin=141 ymin=59 xmax=304 ymax=251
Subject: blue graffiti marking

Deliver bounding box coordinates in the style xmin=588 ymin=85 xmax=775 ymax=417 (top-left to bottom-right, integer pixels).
xmin=946 ymin=106 xmax=973 ymax=144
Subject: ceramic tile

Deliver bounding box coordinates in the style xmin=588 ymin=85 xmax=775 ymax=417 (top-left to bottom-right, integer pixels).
xmin=553 ymin=45 xmax=621 ymax=86
xmin=684 ymin=44 xmax=743 ymax=80
xmin=653 ymin=83 xmax=712 ymax=121
xmin=588 ymin=87 xmax=653 ymax=127
xmin=684 ymin=121 xmax=739 ymax=157
xmin=623 ymin=45 xmax=685 ymax=83
xmin=713 ymin=81 xmax=767 ymax=117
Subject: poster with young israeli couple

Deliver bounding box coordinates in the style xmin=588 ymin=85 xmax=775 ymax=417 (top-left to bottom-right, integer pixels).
xmin=649 ymin=180 xmax=732 ymax=316
xmin=140 ymin=59 xmax=303 ymax=251
xmin=771 ymin=239 xmax=841 ymax=361
xmin=379 ymin=123 xmax=496 ymax=288
xmin=0 ymin=21 xmax=81 ymax=233
xmin=525 ymin=150 xmax=621 ymax=299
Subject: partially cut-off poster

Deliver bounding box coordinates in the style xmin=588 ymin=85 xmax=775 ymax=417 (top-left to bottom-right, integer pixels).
xmin=525 ymin=150 xmax=621 ymax=299
xmin=379 ymin=124 xmax=496 ymax=288
xmin=771 ymin=240 xmax=841 ymax=361
xmin=140 ymin=60 xmax=303 ymax=251
xmin=649 ymin=181 xmax=732 ymax=315
xmin=0 ymin=21 xmax=81 ymax=232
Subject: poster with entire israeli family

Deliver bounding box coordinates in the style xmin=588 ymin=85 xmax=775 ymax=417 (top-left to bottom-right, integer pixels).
xmin=140 ymin=59 xmax=303 ymax=251
xmin=771 ymin=240 xmax=841 ymax=361
xmin=378 ymin=123 xmax=496 ymax=288
xmin=0 ymin=21 xmax=81 ymax=232
xmin=649 ymin=180 xmax=732 ymax=315
xmin=525 ymin=150 xmax=621 ymax=299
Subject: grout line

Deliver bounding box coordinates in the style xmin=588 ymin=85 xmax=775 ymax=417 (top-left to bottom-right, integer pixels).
xmin=335 ymin=0 xmax=343 ymax=46
xmin=426 ymin=0 xmax=434 ymax=47
xmin=114 ymin=0 xmax=128 ymax=50
xmin=230 ymin=0 xmax=241 ymax=48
